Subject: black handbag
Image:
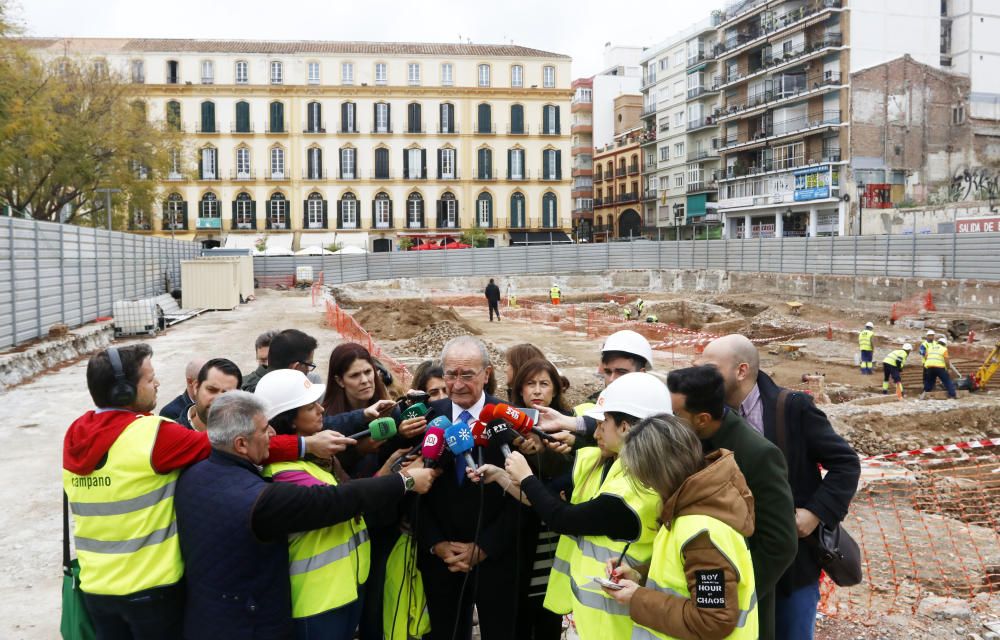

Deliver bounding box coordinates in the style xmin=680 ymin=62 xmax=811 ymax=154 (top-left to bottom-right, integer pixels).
xmin=775 ymin=389 xmax=864 ymax=588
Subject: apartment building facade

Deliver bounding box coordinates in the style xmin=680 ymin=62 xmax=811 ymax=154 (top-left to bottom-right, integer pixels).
xmin=593 ymin=95 xmax=644 ymax=241
xmin=25 ymin=38 xmax=573 ymax=251
xmin=570 ymin=78 xmax=594 ymax=240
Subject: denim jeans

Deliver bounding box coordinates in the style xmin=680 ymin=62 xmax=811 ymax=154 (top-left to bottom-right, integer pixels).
xmin=775 ymin=581 xmax=820 ymax=640
xmin=82 ymin=583 xmax=184 ymax=640
xmin=294 ymin=594 xmax=365 ymax=640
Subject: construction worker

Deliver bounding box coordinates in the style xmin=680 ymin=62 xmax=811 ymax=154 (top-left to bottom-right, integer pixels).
xmin=919 ymin=329 xmax=936 ymax=366
xmin=635 ymin=297 xmax=646 ymax=316
xmin=645 ymin=313 xmax=659 ymax=323
xmin=550 ymin=283 xmax=562 ymax=305
xmin=858 ymin=321 xmax=875 ymax=375
xmin=882 ymin=343 xmax=912 ymax=397
xmin=623 ymin=306 xmax=633 ymax=321
xmin=922 ymin=336 xmax=957 ymax=399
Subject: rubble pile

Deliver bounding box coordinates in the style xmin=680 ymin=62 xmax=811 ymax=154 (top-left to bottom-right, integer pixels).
xmin=401 ymin=321 xmax=504 ymax=365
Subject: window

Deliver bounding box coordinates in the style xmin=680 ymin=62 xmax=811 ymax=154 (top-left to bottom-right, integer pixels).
xmin=508 ymin=148 xmax=525 ymax=180
xmin=341 ymin=62 xmax=353 ymax=85
xmin=374 ymin=192 xmax=391 ymax=228
xmin=375 ymin=102 xmax=390 ymax=133
xmin=234 ymin=192 xmax=254 ymax=229
xmin=235 ymin=101 xmax=251 ymax=133
xmin=200 ymin=192 xmax=219 ymax=218
xmin=340 ymin=193 xmax=357 ymax=229
xmin=674 ymin=173 xmax=684 ymax=188
xmin=374 ymin=148 xmax=390 ymax=179
xmin=166 ymin=101 xmax=181 ymax=131
xmin=270 ymin=147 xmax=285 ymax=179
xmin=439 ymin=192 xmax=458 ymax=228
xmin=542 ymin=105 xmax=560 ymax=134
xmin=201 ymin=60 xmax=214 ymax=84
xmin=659 ymin=176 xmax=669 ymax=190
xmin=674 ymin=142 xmax=684 ymax=157
xmin=952 ymin=104 xmax=965 ymax=125
xmin=543 ymin=65 xmax=555 ymax=88
xmin=307 ymin=192 xmax=325 ymax=229
xmin=236 ymin=147 xmax=251 ymax=179
xmin=169 ymin=148 xmax=182 ymax=179
xmin=166 ymin=60 xmax=179 ymax=84
xmin=269 ymin=101 xmax=285 ymax=133
xmin=511 ymin=65 xmax=523 ymax=88
xmin=477 ymin=192 xmax=492 ymax=227
xmin=478 ymin=64 xmax=491 ymax=87
xmin=773 ymin=141 xmax=804 ymax=171
xmin=199 ymin=101 xmax=215 ymax=133
xmin=200 ymin=147 xmax=217 ymax=180
xmin=542 ymin=192 xmax=557 ymax=227
xmin=543 ymin=149 xmax=561 ymax=180
xmin=308 ymin=62 xmax=320 ymax=85
xmin=407 ymin=102 xmax=422 ymax=133
xmin=441 ymin=63 xmax=453 ymax=86
xmin=477 ymin=148 xmax=493 ymax=179
xmin=407 ymin=193 xmax=423 ymax=228
xmin=510 ymin=192 xmax=526 ymax=228
xmin=574 ymin=87 xmax=592 ymax=103
xmin=341 ymin=102 xmax=356 ymax=133
xmin=164 ymin=193 xmax=186 ymax=229
xmin=307 ymin=147 xmax=323 ymax=179
xmin=674 ymin=111 xmax=683 ymax=127
xmin=268 ymin=193 xmax=288 ymax=229
xmin=440 ymin=103 xmax=455 ymax=133
xmin=406 ymin=148 xmax=424 ymax=179
xmin=439 ymin=148 xmax=456 ymax=179
xmin=340 ymin=148 xmax=356 ymax=179
xmin=510 ymin=104 xmax=525 ymax=134
xmin=477 ymin=103 xmax=492 ymax=134
xmin=659 ymin=57 xmax=669 ymax=71
xmin=674 ymin=51 xmax=684 ymax=67
xmin=674 ymin=80 xmax=685 ymax=97
xmin=270 ymin=61 xmax=283 ymax=85
xmin=375 ymin=63 xmax=387 ymax=85
xmin=131 ymin=60 xmax=144 ymax=83
xmin=408 ymin=63 xmax=420 ymax=86
xmin=306 ymin=101 xmax=323 ymax=133
xmin=235 ymin=60 xmax=248 ymax=84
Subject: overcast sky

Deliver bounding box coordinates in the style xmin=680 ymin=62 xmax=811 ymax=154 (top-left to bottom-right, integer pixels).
xmin=12 ymin=0 xmax=711 ymax=78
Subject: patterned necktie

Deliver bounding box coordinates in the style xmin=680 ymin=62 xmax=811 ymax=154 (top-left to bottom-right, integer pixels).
xmin=456 ymin=410 xmax=474 ymax=483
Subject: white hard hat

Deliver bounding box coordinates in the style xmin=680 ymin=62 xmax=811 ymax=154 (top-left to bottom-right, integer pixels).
xmin=865 ymin=322 xmax=874 ymax=329
xmin=937 ymin=336 xmax=948 ymax=345
xmin=602 ymin=330 xmax=654 ymax=369
xmin=925 ymin=329 xmax=936 ymax=336
xmin=254 ymin=369 xmax=326 ymax=420
xmin=902 ymin=343 xmax=913 ymax=351
xmin=585 ymin=372 xmax=672 ymax=421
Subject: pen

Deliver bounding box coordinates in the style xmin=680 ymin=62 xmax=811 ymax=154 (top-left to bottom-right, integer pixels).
xmin=611 ymin=542 xmax=631 ymax=582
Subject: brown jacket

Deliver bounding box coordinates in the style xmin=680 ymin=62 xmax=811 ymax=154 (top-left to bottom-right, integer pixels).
xmin=630 ymin=450 xmax=755 ymax=640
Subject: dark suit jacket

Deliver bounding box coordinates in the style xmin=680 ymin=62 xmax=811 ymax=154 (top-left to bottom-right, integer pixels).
xmin=159 ymin=391 xmax=192 ymax=421
xmin=417 ymin=395 xmax=519 ymax=559
xmin=757 ymin=371 xmax=861 ymax=592
xmin=484 ymin=283 xmax=501 ymax=303
xmin=702 ymin=408 xmax=797 ymax=640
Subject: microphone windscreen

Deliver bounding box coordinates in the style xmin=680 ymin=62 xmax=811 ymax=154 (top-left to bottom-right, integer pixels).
xmin=421 ymin=426 xmax=446 ymax=461
xmin=492 ymin=403 xmax=534 ymax=433
xmin=427 ymin=415 xmax=452 ymax=432
xmin=401 ymin=402 xmax=429 ymax=421
xmin=480 ymin=404 xmax=497 ymax=421
xmin=369 ymin=417 xmax=397 ymax=441
xmin=445 ymin=422 xmax=474 ymax=455
xmin=471 ymin=420 xmax=488 ymax=447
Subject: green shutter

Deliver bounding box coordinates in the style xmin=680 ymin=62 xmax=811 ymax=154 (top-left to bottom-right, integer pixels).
xmin=201 ymin=101 xmax=215 ymax=133
xmin=555 ymin=106 xmax=561 ymax=134
xmin=236 ymin=102 xmax=249 ymax=132
xmin=556 ymin=151 xmax=562 ymax=180
xmin=542 ymin=106 xmax=549 ymax=135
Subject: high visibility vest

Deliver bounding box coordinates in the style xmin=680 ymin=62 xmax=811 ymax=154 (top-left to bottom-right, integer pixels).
xmin=882 ymin=349 xmax=909 ymax=368
xmin=383 ymin=532 xmax=431 ymax=640
xmin=919 ymin=340 xmax=932 ymax=363
xmin=544 ymin=447 xmax=606 ymax=614
xmin=262 ymin=460 xmax=370 ymax=618
xmin=636 ymin=299 xmax=645 ymax=313
xmin=859 ymin=330 xmax=874 ymax=351
xmin=63 ymin=415 xmax=183 ymax=596
xmin=562 ymin=454 xmax=662 ymax=640
xmin=573 ymin=402 xmax=596 ymax=418
xmin=632 ymin=514 xmax=757 ymax=640
xmin=551 ymin=286 xmax=561 ymax=300
xmin=924 ymin=343 xmax=948 ymax=369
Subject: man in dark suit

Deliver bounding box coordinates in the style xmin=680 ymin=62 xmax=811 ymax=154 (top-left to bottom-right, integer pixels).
xmin=667 ymin=365 xmax=797 ymax=640
xmin=484 ymin=278 xmax=501 ymax=322
xmin=159 ymin=358 xmax=204 ymax=421
xmin=417 ymin=336 xmax=519 ymax=640
xmin=698 ymin=335 xmax=860 ymax=640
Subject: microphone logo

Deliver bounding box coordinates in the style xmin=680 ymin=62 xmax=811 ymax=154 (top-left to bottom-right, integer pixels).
xmin=424 ymin=433 xmax=439 ymax=447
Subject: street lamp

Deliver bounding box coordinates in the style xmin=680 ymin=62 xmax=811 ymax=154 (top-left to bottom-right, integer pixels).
xmin=95 ymin=188 xmax=122 ymax=231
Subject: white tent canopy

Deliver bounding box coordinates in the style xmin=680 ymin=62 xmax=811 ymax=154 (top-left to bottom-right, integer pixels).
xmin=262 ymin=246 xmax=295 ymax=256
xmin=333 ymin=245 xmax=367 ymax=254
xmin=227 ymin=233 xmax=295 ymax=255
xmin=299 ymin=232 xmax=369 ymax=252
xmin=295 ymin=246 xmax=335 ymax=255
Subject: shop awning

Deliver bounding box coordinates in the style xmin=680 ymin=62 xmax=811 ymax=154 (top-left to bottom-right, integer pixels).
xmin=299 ymin=231 xmax=368 ymax=251
xmin=509 ymin=231 xmax=573 ymax=245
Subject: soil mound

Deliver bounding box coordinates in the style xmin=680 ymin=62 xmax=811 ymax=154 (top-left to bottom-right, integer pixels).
xmin=401 ymin=321 xmax=503 ymax=365
xmin=353 ymin=301 xmax=480 ymax=340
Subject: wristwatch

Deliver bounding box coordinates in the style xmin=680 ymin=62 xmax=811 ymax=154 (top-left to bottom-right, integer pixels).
xmin=399 ymin=470 xmax=416 ymax=492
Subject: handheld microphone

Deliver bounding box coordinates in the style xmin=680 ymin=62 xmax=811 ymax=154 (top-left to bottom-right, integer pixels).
xmin=400 ymin=402 xmax=429 ymax=421
xmin=471 ymin=420 xmax=489 ymax=447
xmin=351 ymin=416 xmax=397 ymax=442
xmin=396 ymin=390 xmax=430 ymax=408
xmin=445 ymin=422 xmax=476 ymax=471
xmin=483 ymin=419 xmax=519 ymax=458
xmin=482 ymin=403 xmax=557 ymax=443
xmin=420 ymin=425 xmax=446 ymax=468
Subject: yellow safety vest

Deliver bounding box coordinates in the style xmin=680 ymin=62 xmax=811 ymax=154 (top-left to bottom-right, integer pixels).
xmin=919 ymin=340 xmax=932 ymax=364
xmin=632 ymin=514 xmax=757 ymax=640
xmin=573 ymin=402 xmax=596 ymax=418
xmin=551 ymin=286 xmax=561 ymax=300
xmin=383 ymin=532 xmax=431 ymax=640
xmin=544 ymin=447 xmax=606 ymax=614
xmin=62 ymin=415 xmax=183 ymax=596
xmin=882 ymin=349 xmax=909 ymax=368
xmin=924 ymin=343 xmax=948 ymax=369
xmin=262 ymin=460 xmax=370 ymax=618
xmin=565 ymin=456 xmax=662 ymax=640
xmin=858 ymin=330 xmax=874 ymax=351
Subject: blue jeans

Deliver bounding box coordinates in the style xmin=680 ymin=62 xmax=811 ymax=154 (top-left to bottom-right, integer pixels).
xmin=294 ymin=594 xmax=365 ymax=640
xmin=82 ymin=583 xmax=184 ymax=640
xmin=775 ymin=582 xmax=820 ymax=640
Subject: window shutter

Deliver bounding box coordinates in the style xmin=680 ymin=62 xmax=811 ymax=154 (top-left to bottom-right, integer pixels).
xmin=303 ymin=200 xmax=309 ymax=227
xmin=339 ymin=150 xmax=344 ymax=179
xmin=477 ymin=149 xmax=484 ymax=178
xmin=201 ymin=102 xmax=213 ymax=132
xmin=337 ymin=200 xmax=343 ymax=229
xmin=555 ymin=106 xmax=561 ymax=134
xmin=371 ymin=200 xmax=377 ymax=229
xmin=507 ymin=149 xmax=512 ymax=180
xmin=542 ymin=107 xmax=549 ymax=135
xmin=437 ymin=149 xmax=443 ymax=179
xmin=316 ymin=150 xmax=323 ymax=178
xmin=373 ymin=103 xmax=378 ymax=130
xmin=488 ymin=198 xmax=493 ymax=228
xmin=388 ymin=198 xmax=393 ymax=228
xmin=436 ymin=200 xmax=444 ymax=228
xmin=421 ymin=150 xmax=426 ymax=179
xmin=198 ymin=152 xmax=203 ymax=180
xmin=250 ymin=199 xmax=256 ymax=229
xmin=386 ymin=104 xmax=391 ymax=132
xmin=231 ymin=199 xmax=237 ymax=226
xmin=512 ymin=105 xmax=523 ymax=134
xmin=322 ymin=199 xmax=328 ymax=228
xmin=265 ymin=200 xmax=272 ymax=229
xmin=341 ymin=103 xmax=349 ymax=132
xmin=236 ymin=102 xmax=249 ymax=132
xmin=556 ymin=151 xmax=562 ymax=180
xmin=403 ymin=150 xmax=409 ymax=178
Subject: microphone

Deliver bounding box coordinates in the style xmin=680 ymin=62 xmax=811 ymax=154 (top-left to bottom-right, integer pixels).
xmin=481 ymin=403 xmax=557 ymax=443
xmin=400 ymin=402 xmax=429 ymax=421
xmin=471 ymin=420 xmax=489 ymax=447
xmin=445 ymin=422 xmax=476 ymax=471
xmin=350 ymin=416 xmax=397 ymax=442
xmin=483 ymin=419 xmax=519 ymax=458
xmin=420 ymin=425 xmax=446 ymax=468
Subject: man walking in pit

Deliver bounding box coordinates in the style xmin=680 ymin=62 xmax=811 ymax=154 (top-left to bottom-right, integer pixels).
xmin=858 ymin=321 xmax=875 ymax=375
xmin=882 ymin=343 xmax=912 ymax=397
xmin=550 ymin=282 xmax=561 ymax=305
xmin=922 ymin=335 xmax=957 ymax=399
xmin=484 ymin=278 xmax=501 ymax=322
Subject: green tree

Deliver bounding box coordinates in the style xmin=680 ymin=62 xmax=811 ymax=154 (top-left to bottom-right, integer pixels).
xmin=0 ymin=27 xmax=178 ymax=227
xmin=460 ymin=227 xmax=488 ymax=247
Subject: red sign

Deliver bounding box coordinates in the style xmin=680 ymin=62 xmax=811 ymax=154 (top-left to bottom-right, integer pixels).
xmin=957 ymin=217 xmax=1000 ymax=233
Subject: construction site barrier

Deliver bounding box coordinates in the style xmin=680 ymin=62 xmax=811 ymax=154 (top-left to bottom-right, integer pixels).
xmin=324 ymin=299 xmax=412 ymax=389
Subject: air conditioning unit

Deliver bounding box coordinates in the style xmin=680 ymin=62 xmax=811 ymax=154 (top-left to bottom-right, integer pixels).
xmin=113 ymin=299 xmax=163 ymax=337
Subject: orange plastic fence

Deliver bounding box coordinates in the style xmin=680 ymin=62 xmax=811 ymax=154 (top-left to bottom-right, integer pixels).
xmin=820 ymin=442 xmax=1000 ymax=618
xmin=890 ymin=291 xmax=935 ymax=322
xmin=324 ymin=299 xmax=413 ymax=388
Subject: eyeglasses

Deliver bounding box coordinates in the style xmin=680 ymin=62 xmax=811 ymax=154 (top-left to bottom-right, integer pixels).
xmin=443 ymin=368 xmax=484 ymax=382
xmin=297 ymin=361 xmax=317 ymax=372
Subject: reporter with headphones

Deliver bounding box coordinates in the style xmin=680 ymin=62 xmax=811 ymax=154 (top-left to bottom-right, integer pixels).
xmin=62 ymin=344 xmax=351 ymax=637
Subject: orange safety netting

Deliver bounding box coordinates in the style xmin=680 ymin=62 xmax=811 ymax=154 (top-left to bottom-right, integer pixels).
xmin=890 ymin=291 xmax=936 ymax=322
xmin=820 ymin=442 xmax=1000 ymax=618
xmin=324 ymin=299 xmax=412 ymax=388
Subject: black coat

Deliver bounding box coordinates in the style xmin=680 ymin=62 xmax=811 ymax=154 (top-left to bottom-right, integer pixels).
xmin=756 ymin=371 xmax=861 ymax=592
xmin=484 ymin=282 xmax=501 ymax=303
xmin=159 ymin=391 xmax=192 ymax=422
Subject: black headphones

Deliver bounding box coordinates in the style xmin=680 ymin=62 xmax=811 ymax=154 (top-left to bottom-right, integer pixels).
xmin=106 ymin=347 xmax=137 ymax=407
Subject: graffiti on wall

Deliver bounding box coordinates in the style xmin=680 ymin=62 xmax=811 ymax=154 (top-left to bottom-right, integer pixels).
xmin=949 ymin=166 xmax=1000 ymax=202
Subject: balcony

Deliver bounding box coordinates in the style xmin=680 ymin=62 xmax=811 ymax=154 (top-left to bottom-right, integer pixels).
xmin=616 ymin=167 xmax=627 ymax=178
xmin=438 ymin=170 xmax=461 ymax=181
xmin=340 ymin=125 xmax=359 ymax=134
xmin=232 ymin=219 xmax=256 ymax=231
xmin=476 ymin=124 xmax=496 ymax=135
xmin=628 ymin=164 xmax=640 ymax=176
xmin=230 ymin=124 xmax=255 ymax=134
xmin=265 ymin=125 xmax=286 ymax=134
xmin=641 ymin=104 xmax=657 ymax=118
xmin=570 ymin=123 xmax=592 ymax=134
xmin=195 ymin=122 xmax=218 ymax=134
xmin=715 ymin=71 xmax=844 ymax=123
xmin=197 ymin=173 xmax=221 ymax=182
xmin=507 ymin=170 xmax=531 ymax=182
xmin=303 ymin=125 xmax=326 ymax=134
xmin=405 ymin=127 xmax=427 ymax=135
xmin=508 ymin=125 xmax=530 ymax=135
xmin=718 ymin=0 xmax=843 ymax=59
xmin=687 ymin=51 xmax=712 ymax=68
xmin=686 ymin=179 xmax=718 ymax=194
xmin=339 ymin=171 xmax=361 ymax=180
xmin=594 ymin=173 xmax=604 ymax=183
xmin=719 ymin=109 xmax=844 ymax=152
xmin=718 ymin=165 xmax=841 ymax=210
xmin=371 ymin=127 xmax=393 ymax=134
xmin=302 ymin=170 xmax=328 ymax=180
xmin=265 ymin=172 xmax=290 ymax=181
xmin=230 ymin=170 xmax=256 ymax=181
xmin=539 ymin=128 xmax=560 ymax=136
xmin=196 ymin=217 xmax=222 ymax=230
xmin=474 ymin=173 xmax=497 ymax=182
xmin=639 ymin=129 xmax=657 ymax=146
xmin=687 ymin=115 xmax=717 ymax=133
xmin=644 ymin=189 xmax=658 ymax=201
xmin=719 ymin=33 xmax=845 ymax=90
xmin=618 ymin=192 xmax=639 ymax=204
xmin=437 ymin=125 xmax=459 ymax=134
xmin=165 ymin=173 xmax=186 ymax=182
